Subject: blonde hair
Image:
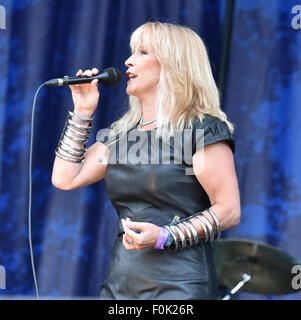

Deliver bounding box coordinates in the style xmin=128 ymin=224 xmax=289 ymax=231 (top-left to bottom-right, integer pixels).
xmin=110 ymin=21 xmax=234 ymax=140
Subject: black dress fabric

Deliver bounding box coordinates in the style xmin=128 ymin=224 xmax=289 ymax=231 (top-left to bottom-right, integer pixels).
xmin=96 ymin=114 xmax=235 ymax=300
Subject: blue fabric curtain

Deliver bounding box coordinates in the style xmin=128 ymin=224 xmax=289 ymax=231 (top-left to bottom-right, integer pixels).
xmin=223 ymin=0 xmax=301 ymax=300
xmin=0 ymin=0 xmax=300 ymax=299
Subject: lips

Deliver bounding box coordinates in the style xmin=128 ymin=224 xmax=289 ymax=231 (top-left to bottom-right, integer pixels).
xmin=126 ymin=71 xmax=137 ymax=80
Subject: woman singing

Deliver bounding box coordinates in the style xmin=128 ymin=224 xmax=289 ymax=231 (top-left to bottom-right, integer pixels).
xmin=51 ymin=22 xmax=241 ymax=300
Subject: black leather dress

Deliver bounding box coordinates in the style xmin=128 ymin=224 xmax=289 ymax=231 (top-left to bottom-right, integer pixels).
xmin=96 ymin=114 xmax=235 ymax=300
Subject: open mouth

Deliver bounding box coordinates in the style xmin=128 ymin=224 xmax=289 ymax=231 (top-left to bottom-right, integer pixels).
xmin=126 ymin=72 xmax=137 ymax=81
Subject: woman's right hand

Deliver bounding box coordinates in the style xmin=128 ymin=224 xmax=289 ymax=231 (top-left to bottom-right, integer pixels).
xmin=69 ymin=68 xmax=100 ymax=117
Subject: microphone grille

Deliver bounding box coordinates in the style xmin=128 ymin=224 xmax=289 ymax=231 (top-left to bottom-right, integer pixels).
xmin=103 ymin=67 xmax=122 ymax=86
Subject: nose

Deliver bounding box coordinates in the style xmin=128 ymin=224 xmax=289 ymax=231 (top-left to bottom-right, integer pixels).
xmin=125 ymin=54 xmax=135 ymax=67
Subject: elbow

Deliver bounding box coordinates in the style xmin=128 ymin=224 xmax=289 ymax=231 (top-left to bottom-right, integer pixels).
xmin=51 ymin=175 xmax=73 ymax=191
xmin=229 ymin=206 xmax=241 ymax=228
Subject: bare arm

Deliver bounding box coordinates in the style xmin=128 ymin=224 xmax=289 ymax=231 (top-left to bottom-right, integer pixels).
xmin=51 ymin=67 xmax=108 ymax=190
xmin=190 ymin=141 xmax=241 ymax=233
xmin=52 ymin=141 xmax=109 ymax=190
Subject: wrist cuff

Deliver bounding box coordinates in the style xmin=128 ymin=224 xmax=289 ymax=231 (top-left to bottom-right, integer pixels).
xmin=155 ymin=227 xmax=170 ymax=250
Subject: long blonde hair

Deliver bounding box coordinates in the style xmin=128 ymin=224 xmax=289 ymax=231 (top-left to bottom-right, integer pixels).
xmin=110 ymin=21 xmax=234 ymax=140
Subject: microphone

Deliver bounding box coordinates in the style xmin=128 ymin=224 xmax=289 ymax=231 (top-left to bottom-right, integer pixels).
xmin=43 ymin=67 xmax=122 ymax=87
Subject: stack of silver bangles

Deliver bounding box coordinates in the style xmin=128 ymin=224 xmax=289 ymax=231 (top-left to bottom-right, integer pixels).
xmin=164 ymin=208 xmax=221 ymax=252
xmin=55 ymin=110 xmax=93 ymax=163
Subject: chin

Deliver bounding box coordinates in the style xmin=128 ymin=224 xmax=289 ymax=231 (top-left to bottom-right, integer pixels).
xmin=126 ymin=87 xmax=139 ymax=98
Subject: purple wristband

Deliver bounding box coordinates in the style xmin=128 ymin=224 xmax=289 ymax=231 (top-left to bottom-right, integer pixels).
xmin=155 ymin=227 xmax=170 ymax=250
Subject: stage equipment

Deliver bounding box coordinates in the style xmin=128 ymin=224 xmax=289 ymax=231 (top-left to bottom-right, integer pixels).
xmin=212 ymin=238 xmax=301 ymax=299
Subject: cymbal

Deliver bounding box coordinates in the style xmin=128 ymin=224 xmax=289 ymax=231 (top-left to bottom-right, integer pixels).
xmin=211 ymin=238 xmax=301 ymax=295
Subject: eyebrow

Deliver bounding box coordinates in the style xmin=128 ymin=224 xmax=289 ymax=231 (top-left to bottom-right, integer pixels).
xmin=131 ymin=44 xmax=150 ymax=54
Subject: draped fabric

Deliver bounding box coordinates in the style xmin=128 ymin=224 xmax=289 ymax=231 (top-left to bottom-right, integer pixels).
xmin=0 ymin=0 xmax=300 ymax=299
xmin=223 ymin=0 xmax=301 ymax=300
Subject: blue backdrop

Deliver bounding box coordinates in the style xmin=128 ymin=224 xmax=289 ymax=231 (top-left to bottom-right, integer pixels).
xmin=0 ymin=0 xmax=300 ymax=299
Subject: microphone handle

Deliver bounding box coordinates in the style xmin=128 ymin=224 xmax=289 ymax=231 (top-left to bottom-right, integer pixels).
xmin=44 ymin=73 xmax=109 ymax=87
xmin=62 ymin=73 xmax=108 ymax=85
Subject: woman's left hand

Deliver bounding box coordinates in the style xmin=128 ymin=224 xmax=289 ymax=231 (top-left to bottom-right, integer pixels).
xmin=121 ymin=218 xmax=160 ymax=251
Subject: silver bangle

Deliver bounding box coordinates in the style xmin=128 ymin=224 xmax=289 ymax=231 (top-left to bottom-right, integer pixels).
xmin=55 ymin=110 xmax=93 ymax=163
xmin=185 ymin=220 xmax=199 ymax=245
xmin=164 ymin=225 xmax=179 ymax=251
xmin=178 ymin=222 xmax=193 ymax=247
xmin=69 ymin=110 xmax=94 ymax=122
xmin=67 ymin=125 xmax=91 ymax=138
xmin=65 ymin=130 xmax=89 ymax=144
xmin=68 ymin=118 xmax=92 ymax=131
xmin=199 ymin=215 xmax=215 ymax=242
xmin=61 ymin=137 xmax=86 ymax=152
xmin=206 ymin=208 xmax=221 ymax=240
xmin=170 ymin=224 xmax=186 ymax=248
xmin=55 ymin=148 xmax=84 ymax=163
xmin=193 ymin=216 xmax=209 ymax=242
xmin=59 ymin=142 xmax=85 ymax=157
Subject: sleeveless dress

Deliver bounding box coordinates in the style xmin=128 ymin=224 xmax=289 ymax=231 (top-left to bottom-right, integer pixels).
xmin=96 ymin=114 xmax=235 ymax=300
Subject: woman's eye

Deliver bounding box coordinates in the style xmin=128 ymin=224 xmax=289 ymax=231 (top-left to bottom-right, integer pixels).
xmin=140 ymin=50 xmax=148 ymax=55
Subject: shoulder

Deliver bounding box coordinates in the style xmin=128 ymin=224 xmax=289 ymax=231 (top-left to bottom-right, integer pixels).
xmin=192 ymin=114 xmax=228 ymax=130
xmin=191 ymin=114 xmax=235 ymax=154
